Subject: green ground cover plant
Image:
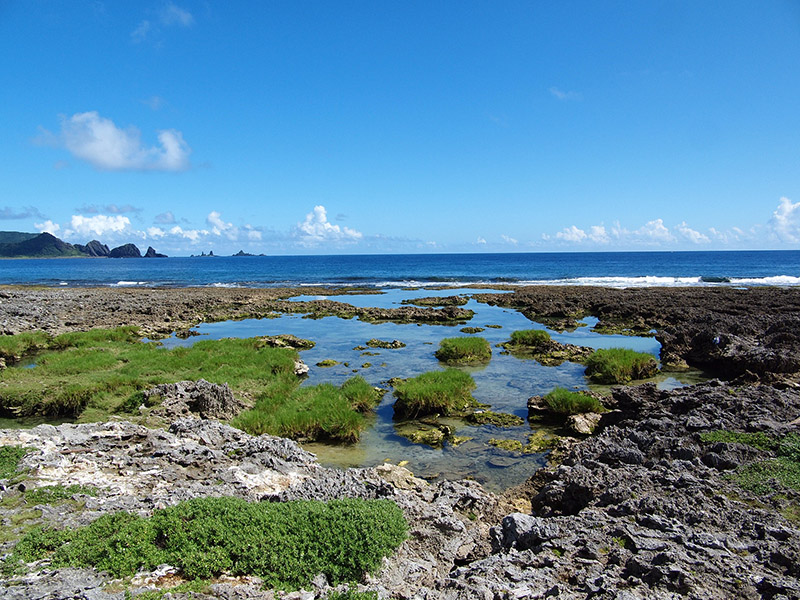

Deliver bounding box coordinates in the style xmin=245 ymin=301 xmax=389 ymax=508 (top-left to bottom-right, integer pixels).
xmin=24 ymin=484 xmax=98 ymax=505
xmin=434 ymin=337 xmax=491 ymax=364
xmin=4 ymin=497 xmax=407 ymax=590
xmin=583 ymin=348 xmax=659 ymax=383
xmin=393 ymin=369 xmax=478 ymax=419
xmin=0 ymin=328 xmax=297 ymax=421
xmin=701 ymin=431 xmax=800 ymax=496
xmin=0 ymin=331 xmax=53 ymax=362
xmin=465 ymin=411 xmax=524 ymax=427
xmin=233 ymin=376 xmax=382 ymax=443
xmin=543 ymin=387 xmax=606 ymax=415
xmin=0 ymin=446 xmax=30 ymax=479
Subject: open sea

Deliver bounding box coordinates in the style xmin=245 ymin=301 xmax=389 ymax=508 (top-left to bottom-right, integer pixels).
xmin=0 ymin=250 xmax=799 ymax=288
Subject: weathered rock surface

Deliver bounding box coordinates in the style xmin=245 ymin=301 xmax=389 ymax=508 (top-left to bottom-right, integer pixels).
xmin=144 ymin=379 xmax=246 ymax=420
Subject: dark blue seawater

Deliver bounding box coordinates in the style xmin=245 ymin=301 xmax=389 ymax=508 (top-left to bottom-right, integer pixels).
xmin=0 ymin=250 xmax=799 ymax=288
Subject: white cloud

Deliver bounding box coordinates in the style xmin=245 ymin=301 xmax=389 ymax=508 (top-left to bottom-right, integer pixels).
xmin=676 ymin=221 xmax=710 ymax=244
xmin=207 ymin=211 xmax=239 ymax=240
xmin=169 ymin=225 xmax=207 ymax=242
xmin=556 ymin=225 xmax=587 ymax=243
xmin=769 ymin=197 xmax=800 ymax=243
xmin=476 ymin=237 xmax=487 ymax=245
xmin=589 ymin=225 xmax=610 ymax=244
xmin=35 ymin=220 xmax=60 ymax=234
xmin=501 ymin=234 xmax=518 ymax=245
xmin=295 ymin=205 xmax=363 ymax=245
xmin=636 ymin=219 xmax=674 ymax=244
xmin=131 ymin=19 xmax=152 ymax=42
xmin=68 ymin=214 xmax=131 ymax=238
xmin=56 ymin=111 xmax=190 ymax=171
xmin=549 ymin=87 xmax=581 ymax=101
xmin=244 ymin=225 xmax=262 ymax=241
xmin=160 ymin=3 xmax=194 ymax=27
xmin=146 ymin=227 xmax=166 ymax=238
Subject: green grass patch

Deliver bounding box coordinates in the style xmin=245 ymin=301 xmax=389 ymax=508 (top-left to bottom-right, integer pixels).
xmin=699 ymin=430 xmax=777 ymax=452
xmin=0 ymin=445 xmax=31 ymax=479
xmin=232 ymin=376 xmax=381 ymax=443
xmin=24 ymin=484 xmax=98 ymax=505
xmin=584 ymin=348 xmax=659 ymax=383
xmin=5 ymin=497 xmax=406 ymax=590
xmin=507 ymin=329 xmax=551 ymax=349
xmin=0 ymin=331 xmax=52 ymax=362
xmin=0 ymin=329 xmax=298 ymax=421
xmin=543 ymin=387 xmax=606 ymax=415
xmin=393 ymin=369 xmax=478 ymax=419
xmin=434 ymin=337 xmax=491 ymax=364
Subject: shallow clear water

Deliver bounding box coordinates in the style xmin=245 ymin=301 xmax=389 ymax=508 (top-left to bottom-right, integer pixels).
xmin=158 ymin=288 xmax=701 ymax=491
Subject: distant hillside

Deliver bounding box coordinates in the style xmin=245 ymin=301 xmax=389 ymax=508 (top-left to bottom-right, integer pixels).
xmin=0 ymin=231 xmax=167 ymax=259
xmin=0 ymin=231 xmax=39 ymax=245
xmin=0 ymin=232 xmax=85 ymax=258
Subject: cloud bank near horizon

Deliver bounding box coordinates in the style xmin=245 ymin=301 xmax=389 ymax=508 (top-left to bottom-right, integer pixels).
xmin=21 ymin=198 xmax=800 ymax=254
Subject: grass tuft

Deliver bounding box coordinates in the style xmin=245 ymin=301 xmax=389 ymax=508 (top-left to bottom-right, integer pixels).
xmin=393 ymin=369 xmax=478 ymax=419
xmin=584 ymin=348 xmax=659 ymax=383
xmin=434 ymin=337 xmax=491 ymax=364
xmin=508 ymin=329 xmax=551 ymax=348
xmin=543 ymin=387 xmax=605 ymax=415
xmin=0 ymin=446 xmax=31 ymax=479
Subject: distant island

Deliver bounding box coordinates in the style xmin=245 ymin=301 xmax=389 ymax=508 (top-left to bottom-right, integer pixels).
xmin=0 ymin=231 xmax=167 ymax=259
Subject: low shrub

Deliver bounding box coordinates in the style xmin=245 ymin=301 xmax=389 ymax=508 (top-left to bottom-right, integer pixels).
xmin=7 ymin=497 xmax=407 ymax=590
xmin=584 ymin=348 xmax=658 ymax=383
xmin=543 ymin=388 xmax=605 ymax=415
xmin=393 ymin=369 xmax=478 ymax=419
xmin=434 ymin=337 xmax=491 ymax=364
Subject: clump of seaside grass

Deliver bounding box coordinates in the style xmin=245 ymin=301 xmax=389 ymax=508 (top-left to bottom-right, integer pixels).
xmin=0 ymin=331 xmax=53 ymax=362
xmin=506 ymin=329 xmax=551 ymax=349
xmin=0 ymin=446 xmax=30 ymax=479
xmin=393 ymin=369 xmax=478 ymax=419
xmin=543 ymin=387 xmax=606 ymax=415
xmin=4 ymin=496 xmax=407 ymax=590
xmin=233 ymin=376 xmax=382 ymax=443
xmin=434 ymin=337 xmax=491 ymax=364
xmin=584 ymin=348 xmax=659 ymax=383
xmin=0 ymin=328 xmax=298 ymax=420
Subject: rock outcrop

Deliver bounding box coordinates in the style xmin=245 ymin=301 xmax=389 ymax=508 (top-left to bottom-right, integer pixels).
xmin=143 ymin=246 xmax=167 ymax=258
xmin=74 ymin=240 xmax=110 ymax=257
xmin=108 ymin=243 xmax=142 ymax=258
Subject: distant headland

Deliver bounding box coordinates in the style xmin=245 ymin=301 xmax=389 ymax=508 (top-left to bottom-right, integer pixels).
xmin=0 ymin=231 xmax=167 ymax=259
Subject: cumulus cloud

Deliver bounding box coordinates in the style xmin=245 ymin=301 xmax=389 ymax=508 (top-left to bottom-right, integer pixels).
xmin=53 ymin=111 xmax=190 ymax=171
xmin=154 ymin=211 xmax=177 ymax=224
xmin=556 ymin=225 xmax=588 ymax=243
xmin=0 ymin=206 xmax=45 ymax=220
xmin=244 ymin=225 xmax=263 ymax=241
xmin=169 ymin=225 xmax=207 ymax=242
xmin=635 ymin=219 xmax=674 ymax=244
xmin=35 ymin=220 xmax=60 ymax=234
xmin=476 ymin=237 xmax=487 ymax=245
xmin=207 ymin=211 xmax=239 ymax=240
xmin=68 ymin=214 xmax=131 ymax=238
xmin=146 ymin=227 xmax=166 ymax=238
xmin=589 ymin=225 xmax=610 ymax=244
xmin=295 ymin=205 xmax=363 ymax=245
xmin=769 ymin=197 xmax=800 ymax=243
xmin=676 ymin=221 xmax=710 ymax=244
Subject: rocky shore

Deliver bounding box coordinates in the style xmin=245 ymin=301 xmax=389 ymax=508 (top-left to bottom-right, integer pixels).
xmin=1 ymin=285 xmax=800 ymax=598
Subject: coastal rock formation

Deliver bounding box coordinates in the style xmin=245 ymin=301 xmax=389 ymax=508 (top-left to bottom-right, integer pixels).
xmin=108 ymin=243 xmax=142 ymax=258
xmin=143 ymin=246 xmax=167 ymax=258
xmin=73 ymin=240 xmax=110 ymax=257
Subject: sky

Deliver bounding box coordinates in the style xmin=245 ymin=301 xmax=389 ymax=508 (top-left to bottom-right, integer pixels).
xmin=1 ymin=1 xmax=799 ymax=256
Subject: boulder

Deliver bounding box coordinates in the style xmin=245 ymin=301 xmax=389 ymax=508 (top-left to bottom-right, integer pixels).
xmin=143 ymin=379 xmax=245 ymax=420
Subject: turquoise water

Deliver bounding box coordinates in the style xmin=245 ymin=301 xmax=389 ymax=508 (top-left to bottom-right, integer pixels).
xmin=160 ymin=288 xmax=699 ymax=491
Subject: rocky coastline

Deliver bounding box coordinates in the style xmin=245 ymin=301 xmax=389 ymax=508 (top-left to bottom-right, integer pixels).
xmin=1 ymin=285 xmax=800 ymax=599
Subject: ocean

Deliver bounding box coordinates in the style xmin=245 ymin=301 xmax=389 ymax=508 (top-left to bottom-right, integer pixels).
xmin=1 ymin=250 xmax=799 ymax=288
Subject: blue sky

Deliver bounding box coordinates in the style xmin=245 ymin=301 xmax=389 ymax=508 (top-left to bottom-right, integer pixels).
xmin=1 ymin=1 xmax=799 ymax=255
